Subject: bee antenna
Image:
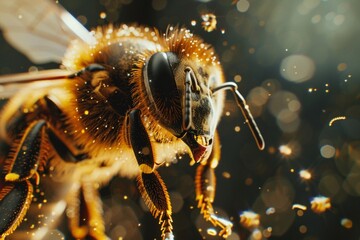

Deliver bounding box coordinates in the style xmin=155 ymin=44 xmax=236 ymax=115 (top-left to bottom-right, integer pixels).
xmin=212 ymin=82 xmax=265 ymax=150
xmin=183 ymin=68 xmax=193 ymax=131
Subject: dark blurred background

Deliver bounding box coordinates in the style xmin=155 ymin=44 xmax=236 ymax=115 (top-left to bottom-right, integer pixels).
xmin=1 ymin=0 xmax=360 ymax=239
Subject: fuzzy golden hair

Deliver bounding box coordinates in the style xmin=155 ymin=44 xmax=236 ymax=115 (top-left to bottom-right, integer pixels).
xmin=63 ymin=24 xmax=219 ymax=70
xmin=62 ymin=24 xmax=223 ymax=154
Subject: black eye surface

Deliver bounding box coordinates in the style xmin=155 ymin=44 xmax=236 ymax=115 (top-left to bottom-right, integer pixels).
xmin=145 ymin=52 xmax=182 ymax=136
xmin=147 ymin=52 xmax=178 ymax=101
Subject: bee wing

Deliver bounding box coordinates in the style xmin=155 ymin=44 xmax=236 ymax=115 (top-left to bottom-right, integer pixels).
xmin=0 ymin=69 xmax=73 ymax=99
xmin=0 ymin=0 xmax=96 ymax=64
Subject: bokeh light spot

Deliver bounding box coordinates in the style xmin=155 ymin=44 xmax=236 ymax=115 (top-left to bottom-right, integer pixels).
xmin=280 ymin=55 xmax=315 ymax=83
xmin=299 ymin=225 xmax=307 ymax=234
xmin=279 ymin=145 xmax=292 ymax=156
xmin=268 ymin=91 xmax=301 ymax=133
xmin=299 ymin=170 xmax=312 ymax=181
xmin=333 ymin=14 xmax=345 ymax=26
xmin=311 ymin=14 xmax=321 ymax=24
xmin=320 ymin=144 xmax=336 ymax=158
xmin=250 ymin=228 xmax=262 ymax=240
xmin=99 ymin=12 xmax=107 ymax=19
xmin=234 ymin=74 xmax=242 ymax=82
xmin=236 ymin=0 xmax=250 ymax=13
xmin=240 ymin=210 xmax=260 ymax=229
xmin=337 ymin=62 xmax=347 ymax=71
xmin=341 ymin=218 xmax=353 ymax=229
xmin=310 ymin=196 xmax=331 ymax=213
xmin=248 ymin=87 xmax=269 ymax=107
xmin=261 ymin=177 xmax=295 ymax=212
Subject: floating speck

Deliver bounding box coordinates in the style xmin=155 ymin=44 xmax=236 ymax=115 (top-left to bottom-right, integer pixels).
xmin=320 ymin=145 xmax=336 ymax=158
xmin=341 ymin=218 xmax=353 ymax=229
xmin=265 ymin=207 xmax=276 ymax=215
xmin=222 ymin=171 xmax=231 ymax=179
xmin=310 ymin=196 xmax=331 ymax=214
xmin=234 ymin=74 xmax=242 ymax=82
xmin=299 ymin=169 xmax=312 ymax=180
xmin=292 ymin=204 xmax=307 ymax=211
xmin=207 ymin=228 xmax=217 ymax=236
xmin=239 ymin=210 xmax=260 ymax=229
xmin=279 ymin=144 xmax=292 ymax=156
xmin=299 ymin=225 xmax=307 ymax=234
xmin=329 ymin=116 xmax=346 ymax=126
xmin=201 ymin=13 xmax=217 ymax=32
xmin=236 ymin=0 xmax=250 ymax=13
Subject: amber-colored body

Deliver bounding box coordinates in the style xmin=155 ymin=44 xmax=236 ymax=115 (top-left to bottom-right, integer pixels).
xmin=2 ymin=25 xmax=224 ymax=177
xmin=0 ymin=25 xmax=237 ymax=239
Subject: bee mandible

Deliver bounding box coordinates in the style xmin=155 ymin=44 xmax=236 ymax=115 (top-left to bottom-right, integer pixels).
xmin=0 ymin=0 xmax=264 ymax=239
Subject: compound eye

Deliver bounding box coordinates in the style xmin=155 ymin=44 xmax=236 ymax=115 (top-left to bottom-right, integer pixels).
xmin=147 ymin=52 xmax=178 ymax=102
xmin=145 ymin=52 xmax=182 ymax=135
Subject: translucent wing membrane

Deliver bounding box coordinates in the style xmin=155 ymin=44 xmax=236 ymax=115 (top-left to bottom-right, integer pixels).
xmin=0 ymin=69 xmax=72 ymax=98
xmin=0 ymin=0 xmax=95 ymax=64
xmin=0 ymin=70 xmax=73 ymax=85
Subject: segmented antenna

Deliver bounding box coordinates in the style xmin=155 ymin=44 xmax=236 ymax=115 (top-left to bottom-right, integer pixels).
xmin=183 ymin=68 xmax=193 ymax=131
xmin=212 ymin=82 xmax=265 ymax=150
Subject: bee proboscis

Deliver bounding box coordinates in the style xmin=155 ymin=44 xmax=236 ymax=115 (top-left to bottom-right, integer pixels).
xmin=0 ymin=0 xmax=264 ymax=239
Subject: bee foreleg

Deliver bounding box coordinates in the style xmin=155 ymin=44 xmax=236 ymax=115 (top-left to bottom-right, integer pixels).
xmin=0 ymin=120 xmax=49 ymax=238
xmin=128 ymin=109 xmax=155 ymax=173
xmin=128 ymin=109 xmax=174 ymax=240
xmin=195 ymin=132 xmax=233 ymax=238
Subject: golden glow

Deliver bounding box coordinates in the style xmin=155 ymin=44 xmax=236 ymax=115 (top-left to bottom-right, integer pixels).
xmin=207 ymin=228 xmax=217 ymax=236
xmin=329 ymin=116 xmax=346 ymax=126
xmin=311 ymin=196 xmax=331 ymax=214
xmin=239 ymin=210 xmax=260 ymax=229
xmin=279 ymin=145 xmax=292 ymax=156
xmin=139 ymin=164 xmax=153 ymax=174
xmin=299 ymin=169 xmax=312 ymax=180
xmin=341 ymin=218 xmax=353 ymax=229
xmin=201 ymin=13 xmax=217 ymax=32
xmin=292 ymin=204 xmax=307 ymax=211
xmin=5 ymin=173 xmax=20 ymax=181
xmin=99 ymin=12 xmax=106 ymax=19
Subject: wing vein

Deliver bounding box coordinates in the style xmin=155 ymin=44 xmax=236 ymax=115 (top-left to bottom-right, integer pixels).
xmin=0 ymin=0 xmax=95 ymax=64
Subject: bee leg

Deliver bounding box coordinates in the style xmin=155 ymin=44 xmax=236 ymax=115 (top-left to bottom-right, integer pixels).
xmin=3 ymin=95 xmax=86 ymax=162
xmin=81 ymin=182 xmax=108 ymax=240
xmin=0 ymin=181 xmax=33 ymax=239
xmin=128 ymin=110 xmax=174 ymax=240
xmin=137 ymin=171 xmax=173 ymax=240
xmin=0 ymin=120 xmax=49 ymax=238
xmin=66 ymin=184 xmax=88 ymax=239
xmin=195 ymin=132 xmax=233 ymax=238
xmin=67 ymin=182 xmax=109 ymax=240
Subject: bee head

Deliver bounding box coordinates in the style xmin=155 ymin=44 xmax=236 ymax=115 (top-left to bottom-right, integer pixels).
xmin=144 ymin=51 xmax=221 ymax=163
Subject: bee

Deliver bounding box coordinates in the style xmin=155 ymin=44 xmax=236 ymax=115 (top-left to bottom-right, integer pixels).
xmin=0 ymin=0 xmax=264 ymax=239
